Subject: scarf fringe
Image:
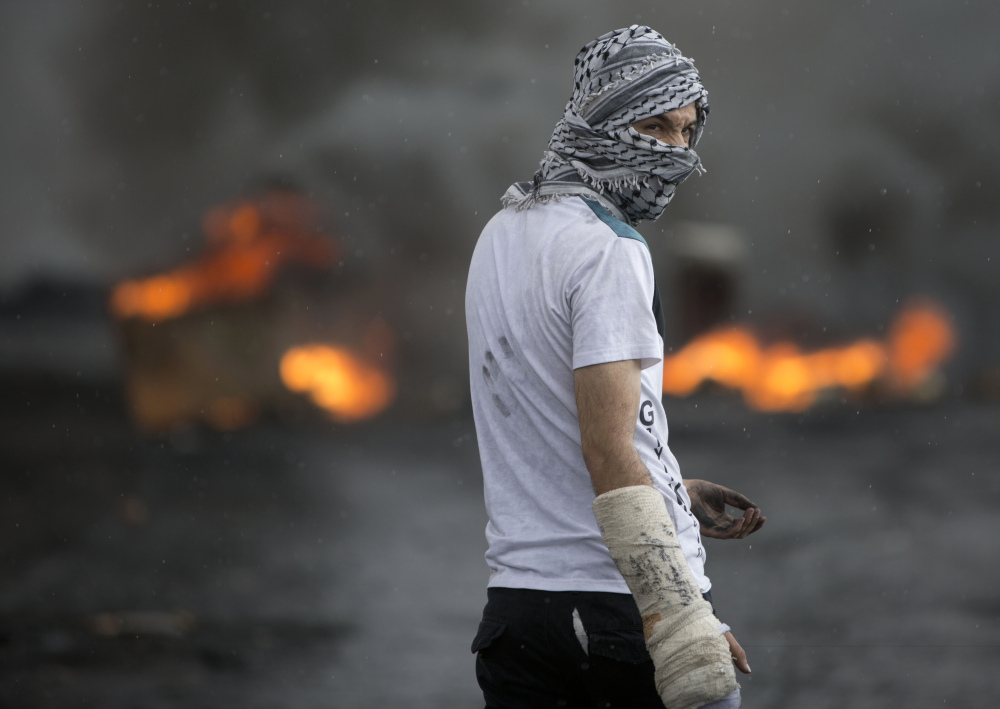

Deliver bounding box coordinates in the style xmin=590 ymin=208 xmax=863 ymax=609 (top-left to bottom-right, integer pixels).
xmin=501 ymin=190 xmax=536 ymax=211
xmin=502 ymin=191 xmax=568 ymax=212
xmin=576 ymin=167 xmax=647 ymax=194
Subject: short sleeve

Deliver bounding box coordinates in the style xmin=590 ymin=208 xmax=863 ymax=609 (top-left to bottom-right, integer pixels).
xmin=568 ymin=237 xmax=663 ymax=371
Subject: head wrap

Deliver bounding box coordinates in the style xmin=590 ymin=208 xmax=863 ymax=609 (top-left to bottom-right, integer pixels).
xmin=503 ymin=25 xmax=709 ymax=225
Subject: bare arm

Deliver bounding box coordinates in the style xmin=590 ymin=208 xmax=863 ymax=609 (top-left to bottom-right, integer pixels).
xmin=577 ymin=359 xmax=752 ymax=676
xmin=574 ymin=358 xmax=650 ymax=495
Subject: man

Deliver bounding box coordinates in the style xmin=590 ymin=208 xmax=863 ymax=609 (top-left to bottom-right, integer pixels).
xmin=466 ymin=26 xmax=765 ymax=708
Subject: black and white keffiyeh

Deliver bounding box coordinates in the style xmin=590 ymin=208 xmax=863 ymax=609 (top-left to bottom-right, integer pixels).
xmin=503 ymin=25 xmax=709 ymax=225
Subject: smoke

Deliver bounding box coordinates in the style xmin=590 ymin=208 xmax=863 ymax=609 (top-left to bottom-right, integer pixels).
xmin=0 ymin=2 xmax=110 ymax=284
xmin=1 ymin=0 xmax=998 ymax=365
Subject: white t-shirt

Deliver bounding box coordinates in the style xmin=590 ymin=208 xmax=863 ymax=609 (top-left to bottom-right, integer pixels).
xmin=465 ymin=196 xmax=710 ymax=594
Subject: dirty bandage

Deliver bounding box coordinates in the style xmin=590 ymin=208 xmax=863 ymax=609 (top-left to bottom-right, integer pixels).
xmin=593 ymin=485 xmax=738 ymax=709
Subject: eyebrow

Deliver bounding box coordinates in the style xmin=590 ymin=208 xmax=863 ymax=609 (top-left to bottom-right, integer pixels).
xmin=650 ymin=113 xmax=696 ymax=130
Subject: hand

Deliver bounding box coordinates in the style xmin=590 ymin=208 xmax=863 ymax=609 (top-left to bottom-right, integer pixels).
xmin=683 ymin=479 xmax=765 ymax=539
xmin=723 ymin=630 xmax=751 ymax=674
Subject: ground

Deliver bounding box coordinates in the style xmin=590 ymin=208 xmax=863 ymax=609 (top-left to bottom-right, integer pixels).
xmin=1 ymin=376 xmax=998 ymax=707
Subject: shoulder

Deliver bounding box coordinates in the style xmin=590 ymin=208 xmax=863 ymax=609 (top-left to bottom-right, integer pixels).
xmin=477 ymin=198 xmax=650 ymax=282
xmin=577 ymin=198 xmax=649 ymax=252
xmin=528 ymin=198 xmax=650 ymax=258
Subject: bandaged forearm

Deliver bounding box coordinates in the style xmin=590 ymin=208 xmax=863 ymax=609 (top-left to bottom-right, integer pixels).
xmin=593 ymin=485 xmax=738 ymax=709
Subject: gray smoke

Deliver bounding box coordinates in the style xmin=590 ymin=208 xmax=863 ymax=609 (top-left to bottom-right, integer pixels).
xmin=1 ymin=0 xmax=998 ymax=370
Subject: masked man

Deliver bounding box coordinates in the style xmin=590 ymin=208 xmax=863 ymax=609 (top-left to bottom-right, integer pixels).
xmin=466 ymin=26 xmax=765 ymax=708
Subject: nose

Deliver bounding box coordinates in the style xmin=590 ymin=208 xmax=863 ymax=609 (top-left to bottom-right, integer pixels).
xmin=666 ymin=130 xmax=688 ymax=148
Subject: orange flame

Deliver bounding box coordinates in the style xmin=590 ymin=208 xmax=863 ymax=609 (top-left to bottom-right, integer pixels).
xmin=280 ymin=345 xmax=396 ymax=422
xmin=886 ymin=300 xmax=956 ymax=390
xmin=663 ymin=301 xmax=955 ymax=411
xmin=110 ymin=193 xmax=336 ymax=321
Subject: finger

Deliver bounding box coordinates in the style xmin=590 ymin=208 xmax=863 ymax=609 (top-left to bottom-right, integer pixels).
xmin=740 ymin=507 xmax=760 ymax=539
xmin=746 ymin=515 xmax=766 ymax=535
xmin=724 ymin=631 xmax=751 ymax=674
xmin=733 ymin=652 xmax=751 ymax=674
xmin=736 ymin=507 xmax=759 ymax=539
xmin=719 ymin=513 xmax=747 ymax=539
xmin=700 ymin=514 xmax=744 ymax=540
xmin=722 ymin=488 xmax=758 ymax=511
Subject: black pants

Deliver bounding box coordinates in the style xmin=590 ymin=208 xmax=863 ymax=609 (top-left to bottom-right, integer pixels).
xmin=472 ymin=587 xmax=715 ymax=709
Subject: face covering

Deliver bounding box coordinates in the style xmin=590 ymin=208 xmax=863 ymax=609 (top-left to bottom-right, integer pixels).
xmin=503 ymin=25 xmax=709 ymax=225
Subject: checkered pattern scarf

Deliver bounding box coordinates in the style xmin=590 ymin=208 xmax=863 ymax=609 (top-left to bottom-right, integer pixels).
xmin=503 ymin=25 xmax=709 ymax=225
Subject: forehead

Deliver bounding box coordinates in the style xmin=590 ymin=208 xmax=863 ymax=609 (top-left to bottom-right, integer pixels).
xmin=656 ymin=102 xmax=698 ymax=124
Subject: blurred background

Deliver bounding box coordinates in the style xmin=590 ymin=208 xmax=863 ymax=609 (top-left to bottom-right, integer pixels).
xmin=1 ymin=1 xmax=997 ymax=707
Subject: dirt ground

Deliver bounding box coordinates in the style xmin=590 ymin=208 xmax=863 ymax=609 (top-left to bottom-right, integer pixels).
xmin=1 ymin=376 xmax=998 ymax=708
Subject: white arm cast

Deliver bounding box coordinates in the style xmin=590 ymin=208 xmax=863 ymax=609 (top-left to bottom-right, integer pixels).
xmin=593 ymin=485 xmax=739 ymax=709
